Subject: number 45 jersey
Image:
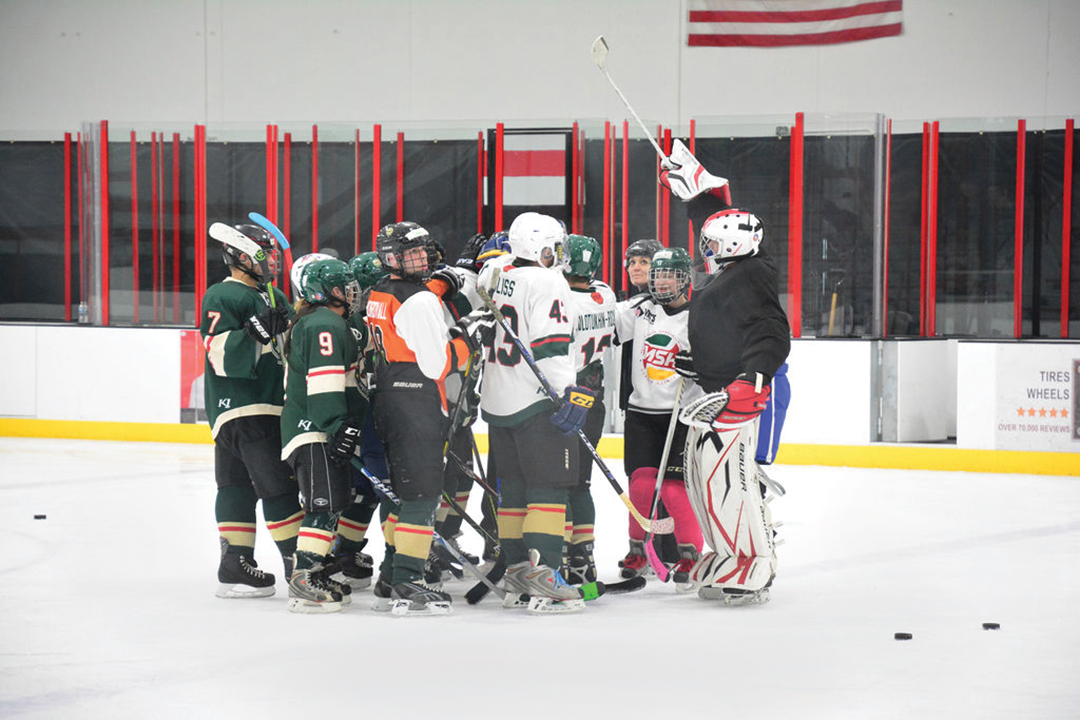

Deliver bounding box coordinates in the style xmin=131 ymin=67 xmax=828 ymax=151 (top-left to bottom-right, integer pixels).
xmin=478 ymin=262 xmax=576 ymax=427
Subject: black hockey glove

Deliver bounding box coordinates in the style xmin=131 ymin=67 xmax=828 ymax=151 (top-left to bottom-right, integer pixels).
xmin=549 ymin=385 xmax=596 ymax=437
xmin=428 ymin=266 xmax=462 ymax=299
xmin=576 ymin=360 xmax=605 ymax=394
xmin=328 ymin=419 xmax=363 ymax=466
xmin=673 ymin=348 xmax=698 ymax=381
xmin=449 ymin=309 xmax=496 ymax=353
xmin=245 ymin=305 xmax=289 ymax=345
xmin=455 ymin=233 xmax=488 ymax=270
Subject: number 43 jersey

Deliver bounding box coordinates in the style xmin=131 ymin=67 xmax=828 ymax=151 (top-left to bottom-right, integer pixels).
xmin=479 ymin=262 xmax=576 ymax=427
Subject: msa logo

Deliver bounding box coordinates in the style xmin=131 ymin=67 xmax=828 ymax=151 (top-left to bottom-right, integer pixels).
xmin=218 ymin=398 xmax=231 ymax=409
xmin=297 ymin=419 xmax=312 ymax=431
xmin=640 ymin=333 xmax=678 ymax=382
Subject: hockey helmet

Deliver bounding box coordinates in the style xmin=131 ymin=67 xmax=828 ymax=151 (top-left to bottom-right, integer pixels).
xmin=300 ymin=258 xmax=362 ymax=317
xmin=290 ymin=252 xmax=333 ymax=296
xmin=647 ymin=247 xmax=693 ymax=304
xmin=507 ymin=212 xmax=566 ymax=268
xmin=476 ymin=231 xmax=511 ymax=267
xmin=623 ymin=238 xmax=662 ymax=267
xmin=376 ymin=221 xmax=435 ymax=280
xmin=563 ymin=234 xmax=602 ymax=280
xmin=700 ymin=209 xmax=763 ymax=272
xmin=348 ymin=251 xmax=390 ymax=291
xmin=219 ymin=223 xmax=279 ymax=284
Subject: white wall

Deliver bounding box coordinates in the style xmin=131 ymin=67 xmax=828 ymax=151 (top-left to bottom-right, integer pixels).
xmin=1 ymin=0 xmax=1077 ymax=136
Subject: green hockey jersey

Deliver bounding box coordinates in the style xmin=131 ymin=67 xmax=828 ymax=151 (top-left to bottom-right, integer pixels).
xmin=200 ymin=278 xmax=291 ymax=438
xmin=280 ymin=305 xmax=366 ymax=459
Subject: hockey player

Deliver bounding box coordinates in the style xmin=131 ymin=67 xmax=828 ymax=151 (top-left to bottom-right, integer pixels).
xmin=613 ymin=247 xmax=704 ymax=583
xmin=202 ymin=222 xmax=302 ymax=599
xmin=674 ymin=208 xmax=791 ymax=604
xmin=478 ymin=212 xmax=588 ymax=613
xmin=280 ymin=258 xmax=366 ymax=613
xmin=364 ymin=221 xmax=491 ymax=616
xmin=561 ymin=234 xmax=617 ymax=586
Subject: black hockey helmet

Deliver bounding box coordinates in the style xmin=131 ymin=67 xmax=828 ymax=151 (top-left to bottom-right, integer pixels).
xmin=376 ymin=222 xmax=434 ymax=280
xmin=624 ymin=238 xmax=662 ymax=267
xmin=218 ymin=223 xmax=279 ymax=284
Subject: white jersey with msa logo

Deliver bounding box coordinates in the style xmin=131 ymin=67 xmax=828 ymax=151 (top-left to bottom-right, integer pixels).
xmin=567 ymin=280 xmax=617 ymax=375
xmin=613 ymin=295 xmax=703 ymax=414
xmin=478 ymin=259 xmax=575 ymax=426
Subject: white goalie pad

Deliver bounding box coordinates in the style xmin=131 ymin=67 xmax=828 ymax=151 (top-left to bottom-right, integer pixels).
xmin=659 ymin=139 xmax=729 ymax=202
xmin=683 ymin=422 xmax=776 ymax=595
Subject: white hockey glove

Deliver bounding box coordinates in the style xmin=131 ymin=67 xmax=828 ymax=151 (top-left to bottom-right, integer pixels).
xmin=658 ymin=139 xmax=729 ymax=203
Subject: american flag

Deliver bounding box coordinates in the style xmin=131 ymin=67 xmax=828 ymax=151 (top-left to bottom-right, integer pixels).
xmin=688 ymin=0 xmax=903 ymax=47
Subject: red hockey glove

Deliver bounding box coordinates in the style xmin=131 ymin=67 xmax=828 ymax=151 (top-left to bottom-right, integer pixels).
xmin=713 ymin=373 xmax=771 ymax=428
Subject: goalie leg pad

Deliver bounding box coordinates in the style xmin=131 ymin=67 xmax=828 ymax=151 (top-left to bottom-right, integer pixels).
xmin=683 ymin=423 xmax=776 ymax=594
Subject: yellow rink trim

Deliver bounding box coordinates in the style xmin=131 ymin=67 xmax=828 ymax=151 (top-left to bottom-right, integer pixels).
xmin=0 ymin=419 xmax=1076 ymax=476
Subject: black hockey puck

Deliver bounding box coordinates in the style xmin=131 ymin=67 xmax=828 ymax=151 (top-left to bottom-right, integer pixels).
xmin=982 ymin=622 xmax=1000 ymax=630
xmin=33 ymin=514 xmax=46 ymax=520
xmin=894 ymin=632 xmax=913 ymax=641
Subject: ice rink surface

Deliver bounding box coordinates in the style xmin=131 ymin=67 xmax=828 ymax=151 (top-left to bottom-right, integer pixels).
xmin=1 ymin=437 xmax=1078 ymax=720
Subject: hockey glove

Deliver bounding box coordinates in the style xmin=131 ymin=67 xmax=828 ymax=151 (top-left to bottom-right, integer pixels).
xmin=549 ymin=386 xmax=596 ymax=437
xmin=714 ymin=373 xmax=771 ymax=428
xmin=449 ymin=309 xmax=496 ymax=353
xmin=328 ymin=419 xmax=363 ymax=465
xmin=576 ymin=360 xmax=605 ymax=394
xmin=673 ymin=348 xmax=698 ymax=382
xmin=245 ymin=305 xmax=289 ymax=345
xmin=455 ymin=233 xmax=488 ymax=270
xmin=427 ymin=266 xmax=463 ymax=299
xmin=658 ymin=139 xmax=730 ymax=203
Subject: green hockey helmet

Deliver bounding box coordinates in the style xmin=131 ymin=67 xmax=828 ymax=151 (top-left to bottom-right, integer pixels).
xmin=300 ymin=258 xmax=362 ymax=317
xmin=348 ymin=251 xmax=389 ymax=291
xmin=647 ymin=247 xmax=693 ymax=305
xmin=563 ymin=234 xmax=602 ymax=280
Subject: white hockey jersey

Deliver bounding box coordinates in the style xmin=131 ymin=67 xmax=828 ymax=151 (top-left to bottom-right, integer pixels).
xmin=478 ymin=259 xmax=576 ymax=427
xmin=567 ymin=280 xmax=617 ymax=374
xmin=613 ymin=296 xmax=703 ymax=414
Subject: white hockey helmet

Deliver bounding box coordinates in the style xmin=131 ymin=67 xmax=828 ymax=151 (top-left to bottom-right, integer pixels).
xmin=507 ymin=212 xmax=566 ymax=268
xmin=699 ymin=209 xmax=763 ymax=273
xmin=290 ymin=252 xmax=333 ymax=296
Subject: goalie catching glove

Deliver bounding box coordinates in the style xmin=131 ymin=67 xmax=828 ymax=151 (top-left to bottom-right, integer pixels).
xmin=328 ymin=419 xmax=363 ymax=465
xmin=679 ymin=372 xmax=771 ymax=431
xmin=549 ymin=385 xmax=596 ymax=436
xmin=245 ymin=305 xmax=289 ymax=345
xmin=659 ymin=139 xmax=730 ymax=203
xmin=449 ymin=308 xmax=496 ymax=353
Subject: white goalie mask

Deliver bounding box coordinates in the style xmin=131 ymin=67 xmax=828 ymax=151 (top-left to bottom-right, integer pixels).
xmin=290 ymin=252 xmax=333 ymax=297
xmin=699 ymin=209 xmax=763 ymax=273
xmin=507 ymin=212 xmax=567 ymax=269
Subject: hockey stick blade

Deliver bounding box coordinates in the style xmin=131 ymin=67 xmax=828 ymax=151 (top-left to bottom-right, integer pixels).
xmin=465 ymin=557 xmax=507 ymax=605
xmin=645 ymin=542 xmax=671 ymax=582
xmin=247 ymin=211 xmax=290 ymax=249
xmin=589 ymin=36 xmax=665 ymax=160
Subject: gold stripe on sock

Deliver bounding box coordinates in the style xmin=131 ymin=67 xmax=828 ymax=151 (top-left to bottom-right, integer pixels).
xmin=497 ymin=507 xmax=526 ymax=541
xmin=218 ymin=522 xmax=256 ymax=549
xmin=394 ymin=523 xmax=434 ymax=561
xmin=523 ymin=503 xmax=566 ymax=537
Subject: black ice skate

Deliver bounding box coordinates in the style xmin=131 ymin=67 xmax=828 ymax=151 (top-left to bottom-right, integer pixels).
xmin=390 ymin=579 xmax=453 ymax=617
xmin=216 ymin=539 xmax=275 ymax=599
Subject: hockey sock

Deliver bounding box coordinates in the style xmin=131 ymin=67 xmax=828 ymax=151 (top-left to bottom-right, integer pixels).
xmin=262 ymin=492 xmax=303 ymax=558
xmin=627 ymin=468 xmax=657 ymax=542
xmin=660 ymin=480 xmax=703 ymax=550
xmin=437 ymin=487 xmax=472 ymax=538
xmin=295 ymin=511 xmax=340 ymax=571
xmin=216 ymin=485 xmax=258 ymax=553
xmin=568 ymin=485 xmax=596 ymax=545
xmin=497 ymin=478 xmax=527 ymax=565
xmin=335 ymin=496 xmax=376 ymax=553
xmin=523 ymin=488 xmax=568 ymax=570
xmin=380 ymin=503 xmax=397 ymax=579
xmin=391 ymin=496 xmax=439 ymax=585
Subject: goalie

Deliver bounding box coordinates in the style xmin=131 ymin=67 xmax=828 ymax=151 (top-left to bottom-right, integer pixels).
xmin=671 ymin=207 xmax=791 ymax=605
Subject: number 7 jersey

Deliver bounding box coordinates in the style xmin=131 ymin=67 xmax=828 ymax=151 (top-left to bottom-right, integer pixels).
xmin=478 ymin=262 xmax=576 ymax=427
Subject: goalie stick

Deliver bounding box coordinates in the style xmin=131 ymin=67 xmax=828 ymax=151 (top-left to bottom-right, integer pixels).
xmin=350 ymin=459 xmax=506 ymax=601
xmin=477 ymin=277 xmax=673 ymax=536
xmin=591 ymin=35 xmax=666 ymax=161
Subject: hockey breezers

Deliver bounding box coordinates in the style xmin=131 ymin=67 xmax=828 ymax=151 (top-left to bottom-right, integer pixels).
xmin=478 ymin=279 xmax=674 ymax=536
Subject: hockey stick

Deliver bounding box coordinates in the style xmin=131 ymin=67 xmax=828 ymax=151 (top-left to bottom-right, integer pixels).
xmin=208 ymin=222 xmax=286 ymax=350
xmin=644 ymin=377 xmax=685 ymax=581
xmin=591 ymin=36 xmax=666 ymax=161
xmin=350 ymin=458 xmax=505 ymax=599
xmin=247 ymin=211 xmax=295 ymax=299
xmin=477 ymin=280 xmax=673 ymax=535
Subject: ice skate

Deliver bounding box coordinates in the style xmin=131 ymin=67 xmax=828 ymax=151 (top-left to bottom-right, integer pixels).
xmin=326 ymin=550 xmax=373 ymax=590
xmin=503 ymin=549 xmax=585 ymax=615
xmin=672 ymin=543 xmax=699 ymax=593
xmin=287 ymin=566 xmax=344 ymax=614
xmin=692 ymin=551 xmax=774 ymax=606
xmin=617 ymin=539 xmax=651 ymax=580
xmin=216 ymin=539 xmax=276 ymax=599
xmin=565 ymin=541 xmax=597 ymax=586
xmin=371 ymin=574 xmax=394 ymax=613
xmin=390 ymin=579 xmax=453 ymax=616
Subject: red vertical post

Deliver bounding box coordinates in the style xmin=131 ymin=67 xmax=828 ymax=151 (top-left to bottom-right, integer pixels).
xmin=130 ymin=131 xmax=140 ymax=324
xmin=100 ymin=120 xmax=111 ymax=326
xmin=571 ymin=122 xmax=579 ymax=234
xmin=172 ymin=133 xmax=180 ymax=324
xmin=883 ymin=118 xmax=893 ymax=337
xmin=283 ymin=133 xmax=292 ymax=244
xmin=476 ymin=131 xmax=484 ymax=234
xmin=1062 ymin=119 xmax=1074 ymax=338
xmin=64 ymin=132 xmax=72 ymax=322
xmin=194 ymin=124 xmax=207 ymax=325
xmin=151 ymin=132 xmax=160 ymax=322
xmin=312 ymin=124 xmax=320 ymax=251
xmin=265 ymin=125 xmax=275 ymax=221
xmin=919 ymin=122 xmax=929 ymax=336
xmin=1013 ymin=119 xmax=1027 ymax=338
xmin=927 ymin=121 xmax=940 ymax=337
xmin=688 ymin=119 xmax=696 ymax=261
xmin=602 ymin=122 xmax=612 ymax=287
xmin=494 ymin=123 xmax=504 ymax=232
xmin=661 ymin=128 xmax=672 ymax=247
xmin=78 ymin=132 xmax=85 ymax=318
xmin=787 ymin=112 xmax=804 ymax=339
xmin=621 ymin=119 xmax=630 ymax=290
xmin=355 ymin=129 xmax=362 ymax=255
xmin=396 ymin=131 xmax=404 ymax=223
xmin=372 ymin=124 xmax=382 ymax=247
xmin=655 ymin=124 xmax=662 ymax=243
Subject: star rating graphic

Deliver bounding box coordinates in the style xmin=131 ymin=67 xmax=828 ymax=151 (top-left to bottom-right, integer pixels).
xmin=1015 ymin=406 xmax=1069 ymax=418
